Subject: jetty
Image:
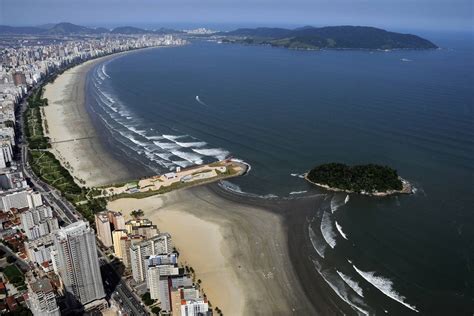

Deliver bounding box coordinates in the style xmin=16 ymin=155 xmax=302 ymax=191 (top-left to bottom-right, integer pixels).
xmin=101 ymin=159 xmax=248 ymax=199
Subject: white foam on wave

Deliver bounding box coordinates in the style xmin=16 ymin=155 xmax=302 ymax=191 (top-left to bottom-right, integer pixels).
xmin=313 ymin=262 xmax=370 ymax=315
xmin=336 ymin=270 xmax=364 ymax=297
xmin=308 ymin=224 xmax=326 ymax=258
xmin=192 ymin=148 xmax=229 ymax=160
xmin=155 ymin=152 xmax=173 ymax=161
xmin=175 ymin=141 xmax=207 ymax=148
xmin=172 ymin=160 xmax=192 ymax=168
xmin=335 ymin=221 xmax=348 ymax=240
xmin=163 ymin=134 xmax=186 ymax=141
xmin=147 ymin=135 xmax=164 ymax=140
xmin=289 ymin=190 xmax=307 ymax=195
xmin=218 ymin=180 xmax=243 ymax=193
xmin=353 ymin=265 xmax=419 ymax=312
xmin=101 ymin=63 xmax=111 ymax=78
xmin=171 ymin=150 xmax=204 ymax=165
xmin=331 ymin=195 xmax=347 ymax=213
xmin=320 ymin=211 xmax=337 ymax=248
xmin=154 ymin=141 xmax=180 ymax=150
xmin=129 ymin=137 xmax=148 ymax=147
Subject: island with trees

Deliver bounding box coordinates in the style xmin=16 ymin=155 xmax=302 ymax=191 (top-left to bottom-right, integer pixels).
xmin=219 ymin=26 xmax=437 ymax=50
xmin=305 ymin=163 xmax=412 ymax=196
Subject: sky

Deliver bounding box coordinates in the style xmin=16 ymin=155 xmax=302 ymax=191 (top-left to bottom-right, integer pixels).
xmin=0 ymin=0 xmax=472 ymax=31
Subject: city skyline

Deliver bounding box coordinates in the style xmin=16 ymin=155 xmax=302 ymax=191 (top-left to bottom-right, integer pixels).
xmin=1 ymin=0 xmax=472 ymax=31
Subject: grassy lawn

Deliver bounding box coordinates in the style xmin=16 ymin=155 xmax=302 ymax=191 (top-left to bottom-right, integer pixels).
xmin=29 ymin=151 xmax=83 ymax=200
xmin=24 ymin=88 xmax=50 ymax=150
xmin=3 ymin=264 xmax=24 ymax=286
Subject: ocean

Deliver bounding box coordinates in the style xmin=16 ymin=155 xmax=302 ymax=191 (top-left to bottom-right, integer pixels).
xmin=85 ymin=32 xmax=473 ymax=315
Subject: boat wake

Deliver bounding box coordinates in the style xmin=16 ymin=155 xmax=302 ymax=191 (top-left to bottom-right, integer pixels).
xmin=195 ymin=95 xmax=208 ymax=106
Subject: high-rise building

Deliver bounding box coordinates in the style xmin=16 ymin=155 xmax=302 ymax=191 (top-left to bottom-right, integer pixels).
xmin=95 ymin=212 xmax=112 ymax=247
xmin=178 ymin=287 xmax=210 ymax=316
xmin=21 ymin=206 xmax=58 ymax=240
xmin=26 ymin=278 xmax=60 ymax=316
xmin=53 ymin=221 xmax=105 ymax=307
xmin=112 ymin=229 xmax=127 ymax=258
xmin=125 ymin=218 xmax=159 ymax=239
xmin=130 ymin=233 xmax=172 ymax=282
xmin=120 ymin=234 xmax=145 ymax=268
xmin=108 ymin=211 xmax=125 ymax=230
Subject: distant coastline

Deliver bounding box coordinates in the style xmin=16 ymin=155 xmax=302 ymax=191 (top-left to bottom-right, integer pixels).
xmin=218 ymin=26 xmax=437 ymax=51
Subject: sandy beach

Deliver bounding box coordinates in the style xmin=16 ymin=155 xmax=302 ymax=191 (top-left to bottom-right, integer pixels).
xmin=108 ymin=185 xmax=318 ymax=315
xmin=43 ymin=56 xmax=134 ymax=187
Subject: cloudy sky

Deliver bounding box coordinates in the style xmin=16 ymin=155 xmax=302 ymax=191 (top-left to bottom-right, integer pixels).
xmin=1 ymin=0 xmax=472 ymax=31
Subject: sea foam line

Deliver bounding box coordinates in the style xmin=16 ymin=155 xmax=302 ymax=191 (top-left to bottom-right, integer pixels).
xmin=320 ymin=211 xmax=337 ymax=248
xmin=335 ymin=221 xmax=349 ymax=240
xmin=314 ymin=262 xmax=370 ymax=315
xmin=353 ymin=265 xmax=419 ymax=312
xmin=336 ymin=270 xmax=364 ymax=297
xmin=308 ymin=224 xmax=326 ymax=258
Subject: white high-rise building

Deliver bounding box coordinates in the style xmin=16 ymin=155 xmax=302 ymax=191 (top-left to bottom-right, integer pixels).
xmin=21 ymin=206 xmax=58 ymax=240
xmin=95 ymin=212 xmax=112 ymax=247
xmin=27 ymin=278 xmax=60 ymax=316
xmin=130 ymin=233 xmax=172 ymax=283
xmin=179 ymin=287 xmax=209 ymax=316
xmin=53 ymin=220 xmax=105 ymax=306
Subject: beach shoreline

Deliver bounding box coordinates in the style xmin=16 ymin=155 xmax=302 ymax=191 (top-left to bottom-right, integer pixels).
xmin=42 ymin=50 xmax=158 ymax=188
xmin=108 ymin=185 xmax=324 ymax=315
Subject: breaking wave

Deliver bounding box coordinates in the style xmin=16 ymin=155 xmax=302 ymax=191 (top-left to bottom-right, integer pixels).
xmin=320 ymin=211 xmax=337 ymax=248
xmin=309 ymin=223 xmax=326 ymax=258
xmin=353 ymin=265 xmax=419 ymax=312
xmin=90 ymin=62 xmax=236 ymax=172
xmin=335 ymin=221 xmax=348 ymax=240
xmin=337 ymin=270 xmax=364 ymax=297
xmin=312 ymin=261 xmax=370 ymax=315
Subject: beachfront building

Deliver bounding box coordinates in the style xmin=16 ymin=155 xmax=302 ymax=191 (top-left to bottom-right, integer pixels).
xmin=53 ymin=220 xmax=105 ymax=307
xmin=125 ymin=218 xmax=159 ymax=238
xmin=107 ymin=210 xmax=125 ymax=230
xmin=130 ymin=233 xmax=173 ymax=282
xmin=120 ymin=234 xmax=145 ymax=268
xmin=180 ymin=298 xmax=210 ymax=316
xmin=179 ymin=287 xmax=210 ymax=316
xmin=112 ymin=229 xmax=127 ymax=258
xmin=95 ymin=212 xmax=112 ymax=247
xmin=26 ymin=278 xmax=60 ymax=316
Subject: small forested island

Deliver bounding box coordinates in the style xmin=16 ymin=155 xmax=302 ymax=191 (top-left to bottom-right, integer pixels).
xmin=219 ymin=26 xmax=437 ymax=50
xmin=305 ymin=163 xmax=412 ymax=196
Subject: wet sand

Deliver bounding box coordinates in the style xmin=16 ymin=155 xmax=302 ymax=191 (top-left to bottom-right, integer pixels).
xmin=109 ymin=184 xmax=355 ymax=315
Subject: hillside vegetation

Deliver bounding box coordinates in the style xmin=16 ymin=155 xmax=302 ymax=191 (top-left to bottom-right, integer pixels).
xmin=221 ymin=26 xmax=437 ymax=50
